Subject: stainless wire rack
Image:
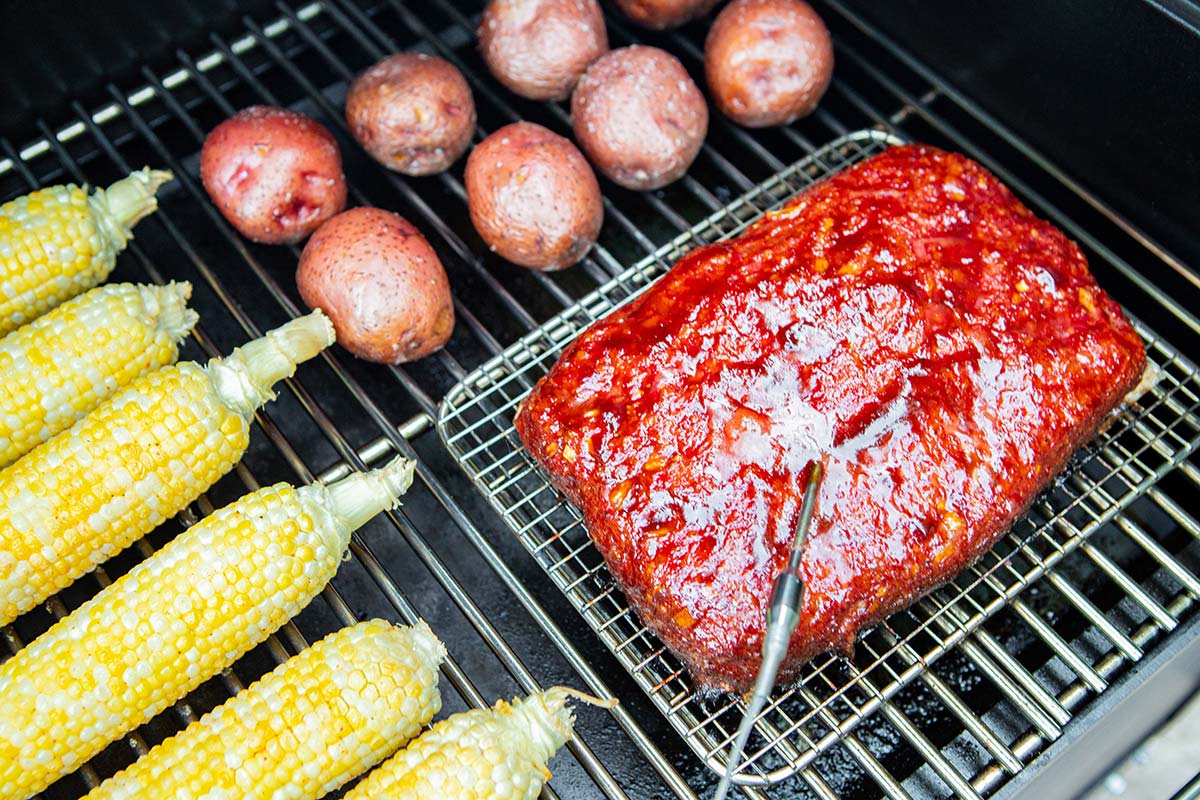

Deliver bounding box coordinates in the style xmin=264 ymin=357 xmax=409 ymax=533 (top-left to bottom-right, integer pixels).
xmin=2 ymin=1 xmax=1199 ymax=799
xmin=437 ymin=128 xmax=1200 ymax=788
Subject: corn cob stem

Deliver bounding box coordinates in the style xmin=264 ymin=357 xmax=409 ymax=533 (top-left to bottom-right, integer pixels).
xmin=325 ymin=452 xmax=416 ymax=531
xmin=207 ymin=309 xmax=337 ymax=416
xmin=88 ymin=168 xmax=175 ymax=252
xmin=84 ymin=619 xmax=446 ymax=800
xmin=138 ymin=281 xmax=198 ymax=339
xmin=0 ymin=309 xmax=335 ymax=628
xmin=0 ymin=281 xmax=198 ymax=467
xmin=0 ymin=168 xmax=173 ymax=335
xmin=343 ymin=687 xmax=616 ymax=800
xmin=0 ymin=455 xmax=415 ymax=800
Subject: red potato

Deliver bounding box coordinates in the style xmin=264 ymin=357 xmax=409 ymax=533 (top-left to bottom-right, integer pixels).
xmin=296 ymin=207 xmax=454 ymax=363
xmin=478 ymin=0 xmax=608 ymax=101
xmin=345 ymin=53 xmax=476 ymax=176
xmin=201 ymin=106 xmax=346 ymax=244
xmin=705 ymin=0 xmax=834 ymax=127
xmin=571 ymin=46 xmax=708 ymax=191
xmin=465 ymin=122 xmax=603 ymax=271
xmin=613 ymin=0 xmax=719 ymax=29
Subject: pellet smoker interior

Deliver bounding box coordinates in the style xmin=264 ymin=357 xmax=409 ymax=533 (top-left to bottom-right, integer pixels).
xmin=1 ymin=1 xmax=1199 ymax=799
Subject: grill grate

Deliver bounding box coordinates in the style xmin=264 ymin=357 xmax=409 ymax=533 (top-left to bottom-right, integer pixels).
xmin=437 ymin=129 xmax=1200 ymax=788
xmin=1 ymin=2 xmax=1198 ymax=799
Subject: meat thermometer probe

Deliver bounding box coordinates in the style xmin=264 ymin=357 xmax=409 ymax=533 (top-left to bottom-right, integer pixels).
xmin=713 ymin=459 xmax=824 ymax=800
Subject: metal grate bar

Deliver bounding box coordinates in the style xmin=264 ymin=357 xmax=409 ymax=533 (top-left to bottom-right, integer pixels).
xmin=878 ymin=627 xmax=1025 ymax=774
xmin=5 ymin=3 xmax=1199 ymax=798
xmin=971 ymin=588 xmax=1197 ymax=794
xmin=959 ymin=621 xmax=1071 ymax=726
xmin=438 ymin=116 xmax=1200 ymax=796
xmin=1 ymin=122 xmax=330 ymax=797
xmin=1008 ymin=597 xmax=1108 ymax=694
xmin=825 ymin=26 xmax=1200 ymax=337
xmin=35 ymin=104 xmax=568 ymax=786
xmin=876 ymin=700 xmax=983 ymax=800
xmin=246 ymin=6 xmax=696 ymax=796
xmin=219 ymin=8 xmax=697 ymax=796
xmin=822 ymin=0 xmax=1200 ymax=298
xmin=793 ymin=682 xmax=913 ymax=800
xmin=89 ymin=55 xmax=633 ymax=800
xmin=374 ymin=0 xmax=701 ymax=288
xmin=1122 ymin=500 xmax=1200 ymax=590
xmin=21 ymin=40 xmax=592 ymax=800
xmin=1080 ymin=541 xmax=1176 ymax=629
xmin=1043 ymin=572 xmax=1141 ymax=661
xmin=0 ymin=2 xmax=327 ymax=180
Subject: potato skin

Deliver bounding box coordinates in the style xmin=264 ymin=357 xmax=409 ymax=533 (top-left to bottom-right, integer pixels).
xmin=465 ymin=122 xmax=603 ymax=271
xmin=200 ymin=106 xmax=346 ymax=244
xmin=705 ymin=0 xmax=834 ymax=127
xmin=571 ymin=46 xmax=708 ymax=191
xmin=296 ymin=207 xmax=454 ymax=363
xmin=613 ymin=0 xmax=718 ymax=29
xmin=345 ymin=53 xmax=476 ymax=176
xmin=479 ymin=0 xmax=608 ymax=101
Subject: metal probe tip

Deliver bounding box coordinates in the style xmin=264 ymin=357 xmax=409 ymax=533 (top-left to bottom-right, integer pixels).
xmin=713 ymin=461 xmax=823 ymax=800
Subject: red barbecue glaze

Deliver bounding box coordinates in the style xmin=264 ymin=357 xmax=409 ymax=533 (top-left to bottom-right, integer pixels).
xmin=514 ymin=144 xmax=1146 ymax=692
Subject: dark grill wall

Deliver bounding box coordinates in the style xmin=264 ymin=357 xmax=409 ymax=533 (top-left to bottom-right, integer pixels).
xmin=835 ymin=0 xmax=1200 ymax=294
xmin=0 ymin=1 xmax=277 ymax=135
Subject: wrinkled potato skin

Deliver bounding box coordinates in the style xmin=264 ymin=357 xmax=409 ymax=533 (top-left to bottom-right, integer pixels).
xmin=345 ymin=53 xmax=476 ymax=176
xmin=613 ymin=0 xmax=719 ymax=29
xmin=479 ymin=0 xmax=608 ymax=101
xmin=201 ymin=106 xmax=346 ymax=244
xmin=465 ymin=122 xmax=603 ymax=271
xmin=296 ymin=207 xmax=455 ymax=363
xmin=705 ymin=0 xmax=834 ymax=127
xmin=571 ymin=46 xmax=708 ymax=191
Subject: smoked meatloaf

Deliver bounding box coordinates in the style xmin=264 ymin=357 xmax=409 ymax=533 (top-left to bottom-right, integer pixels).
xmin=513 ymin=144 xmax=1147 ymax=693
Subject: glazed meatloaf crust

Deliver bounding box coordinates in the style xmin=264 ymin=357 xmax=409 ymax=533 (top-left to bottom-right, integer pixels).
xmin=514 ymin=144 xmax=1147 ymax=693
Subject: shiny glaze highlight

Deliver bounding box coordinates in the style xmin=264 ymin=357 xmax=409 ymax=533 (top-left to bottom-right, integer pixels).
xmin=514 ymin=145 xmax=1147 ymax=692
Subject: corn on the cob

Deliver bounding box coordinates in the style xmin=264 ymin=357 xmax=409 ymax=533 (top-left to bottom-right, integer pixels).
xmin=0 ymin=455 xmax=415 ymax=800
xmin=0 ymin=168 xmax=173 ymax=336
xmin=83 ymin=618 xmax=445 ymax=800
xmin=344 ymin=687 xmax=610 ymax=800
xmin=0 ymin=309 xmax=334 ymax=627
xmin=0 ymin=281 xmax=198 ymax=468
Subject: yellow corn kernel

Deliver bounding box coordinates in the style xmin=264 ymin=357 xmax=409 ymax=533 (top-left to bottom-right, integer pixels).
xmin=0 ymin=310 xmax=334 ymax=627
xmin=0 ymin=169 xmax=172 ymax=336
xmin=345 ymin=687 xmax=597 ymax=800
xmin=0 ymin=281 xmax=197 ymax=467
xmin=0 ymin=455 xmax=416 ymax=800
xmin=84 ymin=619 xmax=445 ymax=800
